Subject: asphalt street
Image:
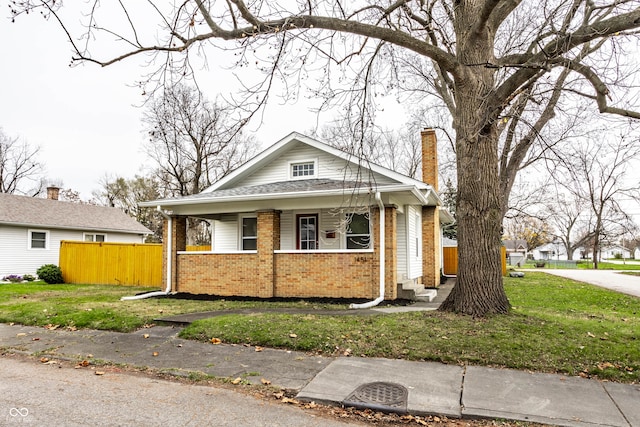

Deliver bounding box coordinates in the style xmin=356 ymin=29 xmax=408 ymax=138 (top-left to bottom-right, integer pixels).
xmin=0 ymin=356 xmax=361 ymax=427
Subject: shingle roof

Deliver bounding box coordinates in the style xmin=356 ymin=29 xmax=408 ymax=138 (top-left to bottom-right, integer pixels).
xmin=0 ymin=193 xmax=151 ymax=234
xmin=162 ymin=179 xmax=391 ymax=202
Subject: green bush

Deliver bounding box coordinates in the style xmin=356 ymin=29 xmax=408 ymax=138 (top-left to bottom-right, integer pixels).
xmin=22 ymin=274 xmax=36 ymax=282
xmin=36 ymin=264 xmax=64 ymax=284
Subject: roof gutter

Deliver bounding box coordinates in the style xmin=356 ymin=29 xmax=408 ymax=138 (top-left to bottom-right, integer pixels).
xmin=349 ymin=192 xmax=385 ymax=309
xmin=121 ymin=206 xmax=173 ymax=301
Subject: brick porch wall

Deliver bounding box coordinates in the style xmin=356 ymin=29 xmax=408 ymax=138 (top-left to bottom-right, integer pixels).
xmin=274 ymin=252 xmax=377 ymax=298
xmin=176 ymin=253 xmax=259 ymax=295
xmin=168 ymin=206 xmax=399 ymax=300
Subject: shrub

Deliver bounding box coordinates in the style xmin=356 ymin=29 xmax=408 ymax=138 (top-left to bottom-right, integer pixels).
xmin=22 ymin=274 xmax=36 ymax=282
xmin=36 ymin=264 xmax=64 ymax=284
xmin=2 ymin=274 xmax=22 ymax=283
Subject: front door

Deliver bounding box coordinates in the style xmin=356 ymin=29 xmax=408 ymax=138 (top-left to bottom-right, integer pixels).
xmin=297 ymin=214 xmax=318 ymax=250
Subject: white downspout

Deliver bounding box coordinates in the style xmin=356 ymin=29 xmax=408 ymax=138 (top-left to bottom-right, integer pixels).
xmin=121 ymin=206 xmax=173 ymax=301
xmin=350 ymin=192 xmax=385 ymax=309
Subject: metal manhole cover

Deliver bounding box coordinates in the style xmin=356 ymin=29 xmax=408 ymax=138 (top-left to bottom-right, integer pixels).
xmin=343 ymin=382 xmax=408 ymax=413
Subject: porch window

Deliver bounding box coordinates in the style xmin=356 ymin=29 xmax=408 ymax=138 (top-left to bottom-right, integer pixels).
xmin=297 ymin=214 xmax=318 ymax=250
xmin=29 ymin=230 xmax=48 ymax=249
xmin=346 ymin=213 xmax=370 ymax=249
xmin=241 ymin=216 xmax=257 ymax=250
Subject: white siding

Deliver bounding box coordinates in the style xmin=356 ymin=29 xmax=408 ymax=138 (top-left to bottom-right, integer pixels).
xmin=279 ymin=211 xmax=294 ymax=250
xmin=0 ymin=225 xmax=143 ymax=277
xmin=407 ymin=206 xmax=423 ymax=280
xmin=397 ymin=212 xmax=407 ymax=280
xmin=235 ymin=142 xmax=397 ymax=187
xmin=280 ymin=208 xmax=345 ymax=250
xmin=212 ymin=216 xmax=239 ymax=251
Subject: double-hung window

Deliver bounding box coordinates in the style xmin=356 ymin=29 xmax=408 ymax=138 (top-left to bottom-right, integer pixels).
xmin=346 ymin=213 xmax=371 ymax=249
xmin=241 ymin=216 xmax=257 ymax=250
xmin=29 ymin=230 xmax=48 ymax=249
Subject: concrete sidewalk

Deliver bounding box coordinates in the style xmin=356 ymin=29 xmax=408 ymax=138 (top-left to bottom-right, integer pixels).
xmin=1 ymin=323 xmax=638 ymax=427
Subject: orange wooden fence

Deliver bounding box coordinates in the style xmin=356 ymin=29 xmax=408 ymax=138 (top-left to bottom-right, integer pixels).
xmin=443 ymin=246 xmax=507 ymax=276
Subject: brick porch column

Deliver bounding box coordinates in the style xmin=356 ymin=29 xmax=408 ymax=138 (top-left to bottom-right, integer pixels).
xmin=256 ymin=210 xmax=280 ymax=298
xmin=422 ymin=206 xmax=441 ymax=288
xmin=162 ymin=216 xmax=187 ymax=292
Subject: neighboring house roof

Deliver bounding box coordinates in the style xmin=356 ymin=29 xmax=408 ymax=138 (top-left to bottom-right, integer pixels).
xmin=503 ymin=239 xmax=527 ymax=252
xmin=0 ymin=192 xmax=151 ymax=234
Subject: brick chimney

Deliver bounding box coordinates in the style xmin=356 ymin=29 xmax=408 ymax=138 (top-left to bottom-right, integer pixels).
xmin=47 ymin=186 xmax=60 ymax=201
xmin=421 ymin=128 xmax=438 ymax=191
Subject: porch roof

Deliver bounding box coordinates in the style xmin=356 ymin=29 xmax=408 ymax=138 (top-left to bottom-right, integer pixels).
xmin=140 ymin=178 xmax=442 ymax=216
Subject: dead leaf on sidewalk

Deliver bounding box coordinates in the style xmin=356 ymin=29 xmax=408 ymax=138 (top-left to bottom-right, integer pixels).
xmin=143 ymin=334 xmax=150 ymax=339
xmin=152 ymin=352 xmax=159 ymax=357
xmin=95 ymin=371 xmax=105 ymax=376
xmin=76 ymin=360 xmax=90 ymax=368
xmin=40 ymin=357 xmax=49 ymax=363
xmin=210 ymin=337 xmax=222 ymax=344
xmin=261 ymin=378 xmax=271 ymax=385
xmin=255 ymin=346 xmax=264 ymax=352
xmin=231 ymin=377 xmax=242 ymax=385
xmin=16 ymin=333 xmax=27 ymax=337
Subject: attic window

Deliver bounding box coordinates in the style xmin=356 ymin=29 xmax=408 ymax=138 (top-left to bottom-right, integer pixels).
xmin=290 ymin=160 xmax=316 ymax=179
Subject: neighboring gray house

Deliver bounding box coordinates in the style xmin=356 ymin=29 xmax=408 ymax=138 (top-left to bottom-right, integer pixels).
xmin=0 ymin=188 xmax=151 ymax=277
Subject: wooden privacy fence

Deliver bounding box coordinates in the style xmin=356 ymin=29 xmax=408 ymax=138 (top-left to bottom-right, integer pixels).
xmin=59 ymin=241 xmax=163 ymax=286
xmin=443 ymin=246 xmax=507 ymax=276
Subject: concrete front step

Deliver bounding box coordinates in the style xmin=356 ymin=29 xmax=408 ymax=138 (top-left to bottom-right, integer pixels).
xmin=414 ymin=289 xmax=438 ymax=302
xmin=398 ymin=280 xmax=438 ymax=301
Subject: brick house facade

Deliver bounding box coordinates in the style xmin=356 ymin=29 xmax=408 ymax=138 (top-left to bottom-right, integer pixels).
xmin=146 ymin=130 xmax=452 ymax=301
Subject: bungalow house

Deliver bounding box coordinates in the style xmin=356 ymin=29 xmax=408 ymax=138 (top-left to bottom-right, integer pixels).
xmin=0 ymin=188 xmax=151 ymax=277
xmin=141 ymin=130 xmax=453 ymax=302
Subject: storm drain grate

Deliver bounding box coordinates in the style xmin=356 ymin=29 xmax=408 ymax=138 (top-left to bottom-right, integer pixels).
xmin=343 ymin=382 xmax=408 ymax=413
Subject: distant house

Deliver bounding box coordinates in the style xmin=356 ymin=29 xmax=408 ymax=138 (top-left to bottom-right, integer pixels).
xmin=0 ymin=188 xmax=151 ymax=277
xmin=141 ymin=130 xmax=454 ymax=301
xmin=503 ymin=239 xmax=527 ymax=265
xmin=599 ymin=244 xmax=631 ymax=260
xmin=531 ymin=241 xmax=571 ymax=261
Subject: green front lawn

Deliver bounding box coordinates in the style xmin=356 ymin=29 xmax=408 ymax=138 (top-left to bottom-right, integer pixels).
xmin=1 ymin=274 xmax=639 ymax=383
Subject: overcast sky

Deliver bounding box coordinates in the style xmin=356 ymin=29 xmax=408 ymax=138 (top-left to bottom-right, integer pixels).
xmin=1 ymin=10 xmax=339 ymax=199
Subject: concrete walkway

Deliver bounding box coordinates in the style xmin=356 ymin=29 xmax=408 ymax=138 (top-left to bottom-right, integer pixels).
xmin=542 ymin=269 xmax=640 ymax=298
xmin=1 ymin=321 xmax=638 ymax=427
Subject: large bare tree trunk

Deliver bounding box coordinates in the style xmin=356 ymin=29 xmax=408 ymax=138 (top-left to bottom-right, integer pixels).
xmin=440 ymin=1 xmax=510 ymax=315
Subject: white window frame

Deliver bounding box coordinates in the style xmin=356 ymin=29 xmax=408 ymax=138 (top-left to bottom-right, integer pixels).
xmin=239 ymin=214 xmax=258 ymax=251
xmin=84 ymin=233 xmax=107 ymax=242
xmin=289 ymin=159 xmax=318 ymax=179
xmin=345 ymin=212 xmax=371 ymax=250
xmin=28 ymin=229 xmax=49 ymax=250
